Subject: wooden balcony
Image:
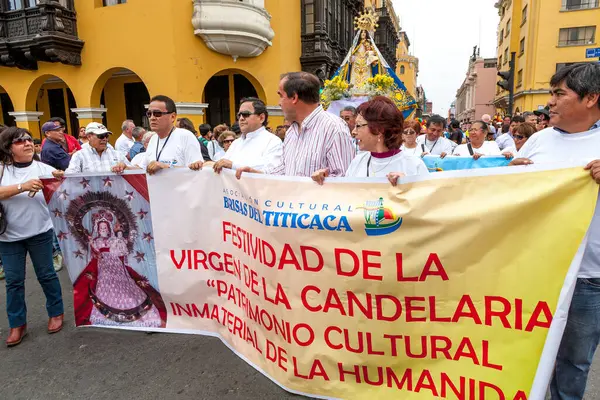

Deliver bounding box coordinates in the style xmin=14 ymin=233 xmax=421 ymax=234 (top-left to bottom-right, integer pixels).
xmin=0 ymin=0 xmax=84 ymax=70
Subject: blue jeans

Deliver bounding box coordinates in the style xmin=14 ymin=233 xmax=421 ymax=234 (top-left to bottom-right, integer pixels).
xmin=52 ymin=230 xmax=61 ymax=256
xmin=0 ymin=229 xmax=64 ymax=328
xmin=551 ymin=278 xmax=600 ymax=400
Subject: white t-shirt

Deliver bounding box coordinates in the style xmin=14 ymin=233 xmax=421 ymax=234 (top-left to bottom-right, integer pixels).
xmin=345 ymin=151 xmax=430 ymax=178
xmin=496 ymin=132 xmax=516 ymax=151
xmin=452 ymin=141 xmax=502 ymax=156
xmin=207 ymin=140 xmax=224 ymax=162
xmin=517 ymin=125 xmax=600 ymax=278
xmin=0 ymin=161 xmax=55 ymax=242
xmin=140 ymin=128 xmax=203 ymax=169
xmin=115 ymin=133 xmax=134 ymax=156
xmin=400 ymin=144 xmax=423 ymax=157
xmin=130 ymin=151 xmax=146 ymax=167
xmin=224 ymin=127 xmax=283 ymax=172
xmin=416 ymin=135 xmax=454 ymax=156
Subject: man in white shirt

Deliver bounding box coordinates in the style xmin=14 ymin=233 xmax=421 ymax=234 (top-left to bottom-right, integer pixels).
xmin=142 ymin=95 xmax=204 ymax=174
xmin=416 ymin=115 xmax=454 ymax=158
xmin=66 ymin=122 xmax=133 ymax=174
xmin=511 ymin=63 xmax=600 ymax=399
xmin=115 ymin=120 xmax=135 ymax=159
xmin=340 ymin=106 xmax=360 ymax=154
xmin=213 ymin=97 xmax=282 ymax=174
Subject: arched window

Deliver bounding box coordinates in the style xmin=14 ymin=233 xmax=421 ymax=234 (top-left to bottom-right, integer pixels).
xmin=400 ymin=65 xmax=406 ymax=75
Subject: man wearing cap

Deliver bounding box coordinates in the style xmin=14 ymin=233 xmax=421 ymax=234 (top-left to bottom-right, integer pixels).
xmin=65 ymin=122 xmax=133 ymax=174
xmin=40 ymin=121 xmax=71 ymax=171
xmin=534 ymin=107 xmax=551 ymax=131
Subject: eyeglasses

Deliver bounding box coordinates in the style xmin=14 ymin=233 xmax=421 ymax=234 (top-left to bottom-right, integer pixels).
xmin=237 ymin=111 xmax=255 ymax=119
xmin=514 ymin=134 xmax=527 ymax=140
xmin=146 ymin=110 xmax=173 ymax=118
xmin=95 ymin=133 xmax=110 ymax=140
xmin=12 ymin=136 xmax=33 ymax=144
xmin=355 ymin=122 xmax=369 ymax=129
xmin=223 ymin=139 xmax=235 ymax=143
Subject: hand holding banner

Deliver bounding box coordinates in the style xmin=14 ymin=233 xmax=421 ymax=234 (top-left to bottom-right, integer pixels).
xmin=43 ymin=164 xmax=598 ymax=399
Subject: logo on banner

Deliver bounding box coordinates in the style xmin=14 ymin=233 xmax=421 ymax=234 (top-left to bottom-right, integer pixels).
xmin=358 ymin=197 xmax=402 ymax=236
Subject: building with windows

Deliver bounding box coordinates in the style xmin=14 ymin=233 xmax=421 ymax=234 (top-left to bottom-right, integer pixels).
xmin=395 ymin=31 xmax=418 ymax=97
xmin=494 ymin=0 xmax=600 ymax=115
xmin=455 ymin=50 xmax=498 ymax=123
xmin=0 ymin=0 xmax=406 ymax=140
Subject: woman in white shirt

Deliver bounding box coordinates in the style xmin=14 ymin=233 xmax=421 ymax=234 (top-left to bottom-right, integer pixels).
xmin=312 ymin=96 xmax=429 ymax=184
xmin=0 ymin=127 xmax=65 ymax=346
xmin=502 ymin=123 xmax=537 ymax=158
xmin=399 ymin=120 xmax=423 ymax=157
xmin=452 ymin=120 xmax=503 ymax=159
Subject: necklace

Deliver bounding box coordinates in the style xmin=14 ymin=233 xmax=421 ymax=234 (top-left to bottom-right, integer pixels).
xmin=425 ymin=138 xmax=439 ymax=152
xmin=13 ymin=160 xmax=33 ymax=168
xmin=366 ymin=156 xmax=395 ymax=177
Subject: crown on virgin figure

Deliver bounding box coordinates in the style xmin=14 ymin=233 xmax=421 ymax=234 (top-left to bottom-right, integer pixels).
xmin=92 ymin=210 xmax=114 ymax=226
xmin=354 ymin=8 xmax=379 ymax=32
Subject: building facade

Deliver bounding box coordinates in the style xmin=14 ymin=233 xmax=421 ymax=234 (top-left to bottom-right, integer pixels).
xmin=0 ymin=0 xmax=369 ymax=139
xmin=455 ymin=53 xmax=498 ymax=123
xmin=494 ymin=0 xmax=600 ymax=115
xmin=396 ymin=31 xmax=418 ymax=97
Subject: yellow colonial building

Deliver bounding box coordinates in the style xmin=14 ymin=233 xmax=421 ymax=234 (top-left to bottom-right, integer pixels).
xmin=1 ymin=0 xmax=413 ymax=142
xmin=396 ymin=31 xmax=418 ymax=97
xmin=494 ymin=0 xmax=600 ymax=114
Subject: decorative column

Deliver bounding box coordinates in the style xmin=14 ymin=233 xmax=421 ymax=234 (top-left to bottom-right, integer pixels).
xmin=175 ymin=102 xmax=208 ymax=131
xmin=8 ymin=111 xmax=44 ymax=139
xmin=266 ymin=105 xmax=285 ymax=127
xmin=71 ymin=107 xmax=107 ymax=129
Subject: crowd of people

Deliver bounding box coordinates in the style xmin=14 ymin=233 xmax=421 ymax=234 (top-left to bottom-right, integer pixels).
xmin=0 ymin=62 xmax=599 ymax=399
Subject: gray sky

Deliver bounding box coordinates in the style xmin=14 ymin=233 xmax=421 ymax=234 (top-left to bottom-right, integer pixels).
xmin=391 ymin=0 xmax=499 ymax=115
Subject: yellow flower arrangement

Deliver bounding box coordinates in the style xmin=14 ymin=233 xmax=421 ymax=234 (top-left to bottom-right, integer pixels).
xmin=367 ymin=74 xmax=394 ymax=91
xmin=320 ymin=75 xmax=351 ymax=109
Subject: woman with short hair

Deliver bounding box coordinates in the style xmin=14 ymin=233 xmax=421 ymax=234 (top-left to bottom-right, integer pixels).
xmin=400 ymin=120 xmax=423 ymax=157
xmin=503 ymin=123 xmax=537 ymax=158
xmin=312 ymin=96 xmax=429 ymax=185
xmin=0 ymin=127 xmax=65 ymax=346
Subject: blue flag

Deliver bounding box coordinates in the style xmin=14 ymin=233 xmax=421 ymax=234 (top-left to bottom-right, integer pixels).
xmin=422 ymin=156 xmax=511 ymax=172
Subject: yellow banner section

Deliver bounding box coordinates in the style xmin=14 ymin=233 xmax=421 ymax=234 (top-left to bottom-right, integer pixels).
xmin=148 ymin=166 xmax=597 ymax=400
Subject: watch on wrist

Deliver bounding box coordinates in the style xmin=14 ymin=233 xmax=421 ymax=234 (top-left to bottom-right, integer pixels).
xmin=17 ymin=184 xmax=22 ymax=192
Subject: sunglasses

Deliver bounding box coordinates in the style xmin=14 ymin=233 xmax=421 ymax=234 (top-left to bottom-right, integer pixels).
xmin=146 ymin=110 xmax=173 ymax=118
xmin=514 ymin=134 xmax=527 ymax=140
xmin=12 ymin=136 xmax=33 ymax=144
xmin=403 ymin=129 xmax=416 ymax=135
xmin=223 ymin=139 xmax=235 ymax=143
xmin=237 ymin=111 xmax=255 ymax=119
xmin=94 ymin=133 xmax=110 ymax=140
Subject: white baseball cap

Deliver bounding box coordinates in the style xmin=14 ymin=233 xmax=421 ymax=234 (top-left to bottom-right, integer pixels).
xmin=85 ymin=122 xmax=112 ymax=135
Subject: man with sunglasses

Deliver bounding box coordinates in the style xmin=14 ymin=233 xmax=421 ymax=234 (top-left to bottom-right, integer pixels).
xmin=65 ymin=122 xmax=132 ymax=174
xmin=235 ymin=72 xmax=353 ymax=178
xmin=140 ymin=95 xmax=203 ymax=174
xmin=212 ymin=97 xmax=282 ymax=174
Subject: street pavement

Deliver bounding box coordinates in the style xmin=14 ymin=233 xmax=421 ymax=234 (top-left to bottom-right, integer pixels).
xmin=0 ymin=263 xmax=600 ymax=400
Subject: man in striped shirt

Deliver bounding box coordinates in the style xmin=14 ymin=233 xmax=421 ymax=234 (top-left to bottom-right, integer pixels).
xmin=65 ymin=122 xmax=134 ymax=174
xmin=236 ymin=72 xmax=354 ymax=178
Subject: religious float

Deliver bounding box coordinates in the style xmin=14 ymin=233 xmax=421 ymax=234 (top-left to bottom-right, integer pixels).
xmin=321 ymin=8 xmax=417 ymax=119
